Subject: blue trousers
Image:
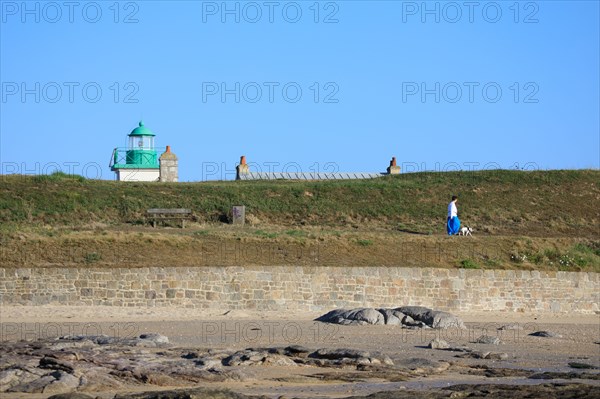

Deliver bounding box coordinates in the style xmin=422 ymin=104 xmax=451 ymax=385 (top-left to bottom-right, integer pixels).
xmin=447 ymin=216 xmax=461 ymax=235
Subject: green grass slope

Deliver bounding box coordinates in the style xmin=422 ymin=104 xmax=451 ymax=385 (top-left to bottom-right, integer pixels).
xmin=1 ymin=170 xmax=598 ymax=237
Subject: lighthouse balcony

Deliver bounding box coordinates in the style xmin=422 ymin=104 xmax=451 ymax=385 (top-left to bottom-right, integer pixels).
xmin=110 ymin=147 xmax=160 ymax=170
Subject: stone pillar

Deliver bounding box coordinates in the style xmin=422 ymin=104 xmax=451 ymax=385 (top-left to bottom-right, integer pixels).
xmin=387 ymin=157 xmax=401 ymax=175
xmin=159 ymin=145 xmax=179 ymax=182
xmin=236 ymin=155 xmax=250 ymax=180
xmin=232 ymin=206 xmax=245 ymax=225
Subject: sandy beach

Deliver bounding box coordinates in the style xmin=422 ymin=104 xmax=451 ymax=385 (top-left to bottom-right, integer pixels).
xmin=1 ymin=306 xmax=598 ymax=398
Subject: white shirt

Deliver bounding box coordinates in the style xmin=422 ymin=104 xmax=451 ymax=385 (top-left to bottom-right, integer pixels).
xmin=448 ymin=201 xmax=457 ymax=218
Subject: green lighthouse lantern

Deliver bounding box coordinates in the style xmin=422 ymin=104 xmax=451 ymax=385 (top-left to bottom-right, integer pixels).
xmin=126 ymin=121 xmax=158 ymax=166
xmin=110 ymin=121 xmax=160 ymax=181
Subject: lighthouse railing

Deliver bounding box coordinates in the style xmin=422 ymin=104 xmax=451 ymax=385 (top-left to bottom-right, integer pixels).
xmin=110 ymin=148 xmax=129 ymax=168
xmin=110 ymin=147 xmax=162 ymax=169
xmin=109 ymin=148 xmax=118 ymax=168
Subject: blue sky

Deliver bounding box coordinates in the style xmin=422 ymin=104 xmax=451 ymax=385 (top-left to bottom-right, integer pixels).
xmin=1 ymin=0 xmax=598 ymax=181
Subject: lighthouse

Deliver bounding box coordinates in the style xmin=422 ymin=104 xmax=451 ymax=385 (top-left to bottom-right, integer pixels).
xmin=110 ymin=121 xmax=160 ymax=181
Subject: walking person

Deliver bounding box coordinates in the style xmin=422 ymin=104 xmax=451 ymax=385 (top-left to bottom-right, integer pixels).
xmin=447 ymin=195 xmax=461 ymax=235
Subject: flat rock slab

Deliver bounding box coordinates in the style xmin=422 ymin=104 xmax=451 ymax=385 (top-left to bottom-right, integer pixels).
xmin=395 ymin=358 xmax=450 ymax=373
xmin=428 ymin=339 xmax=449 ymax=349
xmin=474 ymin=335 xmax=502 ymax=345
xmin=114 ymin=388 xmax=251 ymax=399
xmin=109 ymin=383 xmax=600 ymax=399
xmin=457 ymin=351 xmax=509 ymax=360
xmin=1 ymin=335 xmax=407 ymax=395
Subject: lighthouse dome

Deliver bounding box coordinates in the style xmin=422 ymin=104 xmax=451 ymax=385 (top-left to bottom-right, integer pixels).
xmin=129 ymin=121 xmax=155 ymax=137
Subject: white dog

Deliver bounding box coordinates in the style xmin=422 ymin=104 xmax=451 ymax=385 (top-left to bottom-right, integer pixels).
xmin=458 ymin=226 xmax=473 ymax=236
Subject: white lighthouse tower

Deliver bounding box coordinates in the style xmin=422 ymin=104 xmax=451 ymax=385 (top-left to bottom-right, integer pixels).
xmin=110 ymin=121 xmax=160 ymax=182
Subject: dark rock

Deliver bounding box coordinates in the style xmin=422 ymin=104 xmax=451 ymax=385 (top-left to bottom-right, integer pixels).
xmin=529 ymin=372 xmax=600 ymax=380
xmin=529 ymin=373 xmax=560 ymax=380
xmin=113 ymin=384 xmax=600 ymax=399
xmin=113 ymin=387 xmax=253 ymax=399
xmin=221 ymin=349 xmax=297 ymax=367
xmin=139 ymin=333 xmax=169 ymax=344
xmin=310 ymin=348 xmax=371 ymax=360
xmin=194 ymin=358 xmax=223 ymax=370
xmin=344 ymin=308 xmax=386 ymax=325
xmin=443 ymin=383 xmax=600 ymax=399
xmin=182 ymin=351 xmax=199 ymax=359
xmin=95 ymin=336 xmax=118 ymax=345
xmin=316 ymin=306 xmax=465 ymax=329
xmin=304 ymin=348 xmax=393 ymax=367
xmin=57 ymin=335 xmax=114 ymax=346
xmin=397 ymin=306 xmax=465 ymax=329
xmin=529 ymin=331 xmax=562 ymax=338
xmin=396 ymin=306 xmax=431 ymax=320
xmin=377 ymin=309 xmax=405 ymax=325
xmin=39 ymin=357 xmax=75 ymax=373
xmin=569 ymin=362 xmax=599 ymax=369
xmin=459 ymin=350 xmax=490 ymax=359
xmin=47 ymin=394 xmax=95 ymax=399
xmin=283 ymin=345 xmax=311 ymax=356
xmin=457 ymin=351 xmax=508 ymax=360
xmin=443 ymin=346 xmax=473 ymax=352
xmin=222 ymin=349 xmax=268 ymax=366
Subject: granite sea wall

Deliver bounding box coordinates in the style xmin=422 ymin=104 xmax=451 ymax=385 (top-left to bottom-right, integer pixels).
xmin=1 ymin=267 xmax=598 ymax=314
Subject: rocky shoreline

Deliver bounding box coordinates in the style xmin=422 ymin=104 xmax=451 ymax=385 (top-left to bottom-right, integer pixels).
xmin=1 ymin=307 xmax=598 ymax=398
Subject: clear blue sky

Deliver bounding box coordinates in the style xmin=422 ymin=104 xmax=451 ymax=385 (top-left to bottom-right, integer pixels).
xmin=1 ymin=0 xmax=598 ymax=181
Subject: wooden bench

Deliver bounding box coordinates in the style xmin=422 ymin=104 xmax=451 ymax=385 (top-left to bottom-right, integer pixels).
xmin=146 ymin=208 xmax=192 ymax=228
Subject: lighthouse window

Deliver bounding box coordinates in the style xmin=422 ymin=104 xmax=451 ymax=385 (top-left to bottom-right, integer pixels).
xmin=129 ymin=136 xmax=154 ymax=150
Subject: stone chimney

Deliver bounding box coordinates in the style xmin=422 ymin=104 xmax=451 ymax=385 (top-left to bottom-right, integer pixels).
xmin=159 ymin=145 xmax=178 ymax=182
xmin=236 ymin=155 xmax=249 ymax=180
xmin=387 ymin=157 xmax=401 ymax=175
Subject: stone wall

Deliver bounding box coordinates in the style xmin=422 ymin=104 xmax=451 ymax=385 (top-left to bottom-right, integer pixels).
xmin=0 ymin=267 xmax=598 ymax=314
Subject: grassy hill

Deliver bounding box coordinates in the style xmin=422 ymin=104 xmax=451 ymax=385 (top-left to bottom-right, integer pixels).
xmin=1 ymin=170 xmax=599 ymax=270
